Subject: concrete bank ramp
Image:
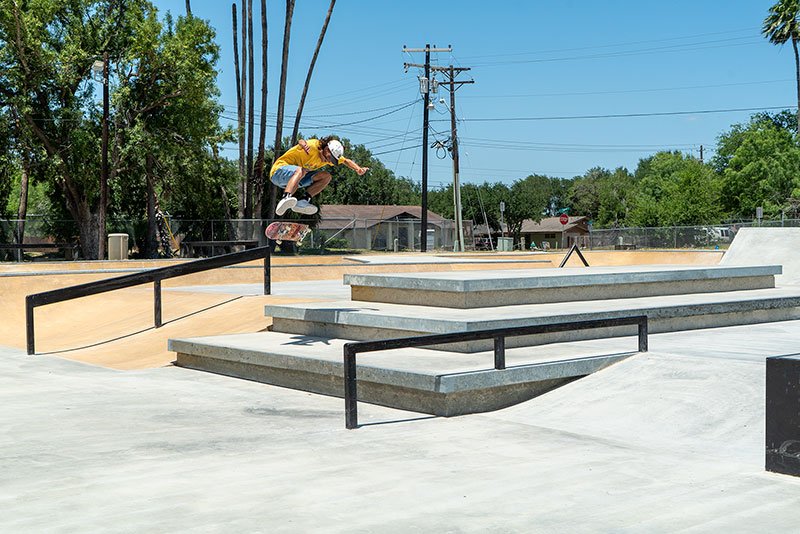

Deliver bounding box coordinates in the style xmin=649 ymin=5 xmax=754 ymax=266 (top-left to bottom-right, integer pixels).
xmin=491 ymin=351 xmax=764 ymax=463
xmin=721 ymin=227 xmax=800 ymax=286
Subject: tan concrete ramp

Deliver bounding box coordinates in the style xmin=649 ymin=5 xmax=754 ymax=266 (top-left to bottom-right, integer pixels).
xmin=720 ymin=227 xmax=800 ymax=285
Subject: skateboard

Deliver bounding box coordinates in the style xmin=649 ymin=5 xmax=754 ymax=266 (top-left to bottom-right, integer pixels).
xmin=265 ymin=221 xmax=311 ymax=244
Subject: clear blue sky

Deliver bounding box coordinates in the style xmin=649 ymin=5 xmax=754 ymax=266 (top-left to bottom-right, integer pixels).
xmin=154 ymin=0 xmax=794 ymax=189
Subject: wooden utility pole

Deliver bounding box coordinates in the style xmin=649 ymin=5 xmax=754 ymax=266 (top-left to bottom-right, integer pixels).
xmin=405 ymin=58 xmax=472 ymax=252
xmin=404 ymin=45 xmax=451 ymax=252
xmin=438 ymin=65 xmax=473 ymax=251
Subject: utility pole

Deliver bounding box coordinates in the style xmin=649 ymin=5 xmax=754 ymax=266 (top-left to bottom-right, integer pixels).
xmin=437 ymin=65 xmax=473 ymax=251
xmin=699 ymin=144 xmax=704 ymax=164
xmin=404 ymin=45 xmax=451 ymax=252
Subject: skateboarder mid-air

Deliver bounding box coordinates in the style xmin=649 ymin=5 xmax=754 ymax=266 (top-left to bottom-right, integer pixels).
xmin=271 ymin=136 xmax=369 ymax=216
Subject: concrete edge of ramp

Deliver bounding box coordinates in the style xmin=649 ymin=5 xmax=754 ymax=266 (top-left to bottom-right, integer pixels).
xmin=169 ymin=332 xmax=634 ymax=417
xmin=721 ymin=227 xmax=800 ymax=285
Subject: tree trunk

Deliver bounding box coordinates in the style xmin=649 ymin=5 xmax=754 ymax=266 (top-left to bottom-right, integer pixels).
xmin=245 ymin=0 xmax=255 ymax=220
xmin=146 ymin=153 xmax=158 ymax=258
xmin=15 ymin=156 xmax=30 ymax=262
xmin=186 ymin=0 xmax=192 ymax=16
xmin=291 ymin=0 xmax=336 ymax=145
xmin=233 ymin=2 xmax=245 ymax=219
xmin=794 ymin=37 xmax=800 ymax=136
xmin=269 ymin=0 xmax=295 ymax=219
xmin=253 ymin=0 xmax=268 ymax=220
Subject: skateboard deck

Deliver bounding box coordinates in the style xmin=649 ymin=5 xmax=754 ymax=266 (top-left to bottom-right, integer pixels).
xmin=265 ymin=221 xmax=311 ymax=243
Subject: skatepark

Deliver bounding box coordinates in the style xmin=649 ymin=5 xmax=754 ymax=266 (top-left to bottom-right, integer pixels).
xmin=2 ymin=228 xmax=800 ymax=531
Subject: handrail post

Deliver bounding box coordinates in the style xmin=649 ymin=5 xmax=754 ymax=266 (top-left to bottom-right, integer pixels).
xmin=154 ymin=279 xmax=162 ymax=328
xmin=344 ymin=346 xmax=358 ymax=429
xmin=494 ymin=336 xmax=506 ymax=370
xmin=264 ymin=250 xmax=271 ymax=295
xmin=638 ymin=316 xmax=648 ymax=352
xmin=26 ymin=296 xmax=35 ymax=355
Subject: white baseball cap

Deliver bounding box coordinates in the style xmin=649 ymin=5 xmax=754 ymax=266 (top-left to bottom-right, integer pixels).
xmin=327 ymin=139 xmax=344 ymax=162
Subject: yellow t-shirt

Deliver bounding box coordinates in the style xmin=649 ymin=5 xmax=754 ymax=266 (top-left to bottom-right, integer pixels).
xmin=270 ymin=139 xmax=344 ymax=177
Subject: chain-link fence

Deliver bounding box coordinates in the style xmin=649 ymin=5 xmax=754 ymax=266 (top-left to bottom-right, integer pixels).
xmin=1 ymin=215 xmax=476 ymax=259
xmin=588 ymin=219 xmax=800 ymax=249
xmin=6 ymin=215 xmax=797 ymax=260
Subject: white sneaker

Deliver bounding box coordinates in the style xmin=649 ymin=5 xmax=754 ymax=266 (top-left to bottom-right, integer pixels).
xmin=291 ymin=199 xmax=318 ymax=215
xmin=275 ymin=196 xmax=297 ymax=216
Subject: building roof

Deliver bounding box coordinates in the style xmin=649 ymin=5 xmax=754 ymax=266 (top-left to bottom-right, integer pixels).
xmin=521 ymin=216 xmax=589 ymax=234
xmin=318 ymin=205 xmax=447 ymax=231
xmin=474 ymin=216 xmax=589 ymax=236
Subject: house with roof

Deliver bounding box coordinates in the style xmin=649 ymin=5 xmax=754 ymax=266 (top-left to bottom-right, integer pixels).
xmin=520 ymin=216 xmax=590 ymax=249
xmin=316 ymin=205 xmax=464 ymax=250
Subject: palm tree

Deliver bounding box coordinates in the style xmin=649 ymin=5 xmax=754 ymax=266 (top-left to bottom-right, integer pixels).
xmin=268 ymin=0 xmax=295 ymax=219
xmin=291 ymin=0 xmax=336 ymax=145
xmin=245 ymin=0 xmax=255 ymax=219
xmin=763 ymin=0 xmax=800 ymax=133
xmin=253 ymin=0 xmax=268 ymax=219
xmin=232 ymin=3 xmax=245 ymax=218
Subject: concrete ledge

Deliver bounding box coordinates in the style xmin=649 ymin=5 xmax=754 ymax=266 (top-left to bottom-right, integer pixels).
xmin=344 ymin=265 xmax=780 ymax=308
xmin=266 ymin=288 xmax=800 ymax=352
xmin=170 ymin=333 xmax=632 ymax=416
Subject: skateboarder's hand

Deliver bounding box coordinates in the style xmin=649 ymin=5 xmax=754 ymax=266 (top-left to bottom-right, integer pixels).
xmin=298 ymin=139 xmax=310 ymax=154
xmin=355 ymin=166 xmax=369 ymax=176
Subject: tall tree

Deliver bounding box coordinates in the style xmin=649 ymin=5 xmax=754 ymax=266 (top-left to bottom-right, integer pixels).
xmin=763 ymin=0 xmax=800 ymax=133
xmin=290 ymin=0 xmax=336 ymax=145
xmin=503 ymin=175 xmax=550 ymax=243
xmin=714 ymin=113 xmax=800 ymax=219
xmin=253 ymin=0 xmax=268 ymax=218
xmin=232 ymin=2 xmax=245 ymax=219
xmin=245 ymin=0 xmax=255 ymax=219
xmin=269 ymin=0 xmax=295 ymax=218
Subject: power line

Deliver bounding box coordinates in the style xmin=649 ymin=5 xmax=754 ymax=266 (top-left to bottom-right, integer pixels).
xmin=442 ymin=105 xmax=795 ymax=123
xmin=457 ymin=27 xmax=756 ymax=61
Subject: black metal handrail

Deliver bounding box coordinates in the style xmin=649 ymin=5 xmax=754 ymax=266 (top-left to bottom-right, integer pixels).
xmin=343 ymin=315 xmax=648 ymax=429
xmin=559 ymin=243 xmax=590 ymax=268
xmin=25 ymin=245 xmax=272 ymax=355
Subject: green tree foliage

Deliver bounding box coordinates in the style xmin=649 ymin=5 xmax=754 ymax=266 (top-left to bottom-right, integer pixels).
xmin=566 ymin=167 xmax=635 ymax=227
xmin=322 ymin=138 xmax=420 ymax=206
xmin=714 ymin=112 xmax=800 ymax=219
xmin=763 ymin=0 xmax=800 ymax=133
xmin=627 ymin=151 xmax=722 ymax=227
xmin=503 ymin=175 xmax=550 ymax=242
xmin=0 ymin=1 xmax=231 ymax=257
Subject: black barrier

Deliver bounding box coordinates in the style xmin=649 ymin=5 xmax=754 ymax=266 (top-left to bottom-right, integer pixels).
xmin=25 ymin=246 xmax=271 ymax=354
xmin=343 ymin=315 xmax=648 ymax=429
xmin=558 ymin=244 xmax=590 ymax=268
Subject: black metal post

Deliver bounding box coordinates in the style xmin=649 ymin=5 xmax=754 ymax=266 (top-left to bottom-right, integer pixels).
xmin=154 ymin=279 xmax=162 ymax=328
xmin=264 ymin=253 xmax=271 ymax=295
xmin=26 ymin=296 xmax=35 ymax=355
xmin=494 ymin=336 xmax=506 ymax=370
xmin=638 ymin=317 xmax=648 ymax=352
xmin=344 ymin=346 xmax=358 ymax=429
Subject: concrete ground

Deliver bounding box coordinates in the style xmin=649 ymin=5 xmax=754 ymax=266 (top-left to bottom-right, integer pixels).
xmin=3 ymin=248 xmax=798 ymax=532
xmin=2 ymin=321 xmax=800 ymax=532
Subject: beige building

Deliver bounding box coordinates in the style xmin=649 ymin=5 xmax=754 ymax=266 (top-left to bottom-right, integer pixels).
xmin=520 ymin=216 xmax=590 ymax=250
xmin=316 ymin=205 xmax=461 ymax=250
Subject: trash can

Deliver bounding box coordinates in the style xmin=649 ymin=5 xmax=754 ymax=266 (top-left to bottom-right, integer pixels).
xmin=108 ymin=233 xmax=129 ymax=260
xmin=497 ymin=237 xmax=513 ymax=251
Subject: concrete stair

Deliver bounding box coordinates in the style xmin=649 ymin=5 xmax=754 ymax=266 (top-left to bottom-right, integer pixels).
xmin=172 ymin=263 xmax=800 ymax=416
xmin=170 ymin=332 xmax=634 ymax=416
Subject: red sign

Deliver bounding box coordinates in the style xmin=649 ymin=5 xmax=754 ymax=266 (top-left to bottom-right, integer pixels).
xmin=559 ymin=213 xmax=569 ymax=225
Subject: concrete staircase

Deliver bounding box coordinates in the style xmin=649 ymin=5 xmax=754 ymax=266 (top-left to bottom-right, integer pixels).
xmin=171 ymin=263 xmax=800 ymax=416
